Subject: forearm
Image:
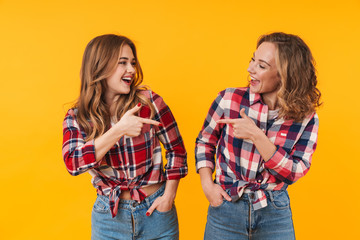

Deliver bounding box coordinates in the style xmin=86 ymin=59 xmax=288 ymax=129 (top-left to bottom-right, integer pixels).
xmin=163 ymin=179 xmax=180 ymax=202
xmin=199 ymin=167 xmax=214 ymax=190
xmin=94 ymin=126 xmax=125 ymax=161
xmin=251 ymin=128 xmax=277 ymax=162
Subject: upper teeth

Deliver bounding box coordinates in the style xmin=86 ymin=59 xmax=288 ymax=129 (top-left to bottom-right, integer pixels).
xmin=122 ymin=77 xmax=131 ymax=80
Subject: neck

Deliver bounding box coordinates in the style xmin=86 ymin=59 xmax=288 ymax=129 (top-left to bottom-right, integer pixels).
xmin=105 ymin=94 xmax=119 ymax=117
xmin=261 ymin=93 xmax=278 ymax=110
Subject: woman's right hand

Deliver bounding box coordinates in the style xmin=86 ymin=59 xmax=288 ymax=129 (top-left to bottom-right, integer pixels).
xmin=203 ymin=181 xmax=232 ymax=207
xmin=115 ymin=103 xmax=160 ymax=137
xmin=199 ymin=168 xmax=232 ymax=207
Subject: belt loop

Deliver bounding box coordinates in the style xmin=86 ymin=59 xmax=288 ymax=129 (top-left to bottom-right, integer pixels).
xmin=145 ymin=197 xmax=151 ymax=208
xmin=267 ymin=190 xmax=274 ymax=202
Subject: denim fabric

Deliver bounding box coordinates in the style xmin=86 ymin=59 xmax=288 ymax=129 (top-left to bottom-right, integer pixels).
xmin=204 ymin=190 xmax=295 ymax=240
xmin=91 ymin=184 xmax=179 ymax=240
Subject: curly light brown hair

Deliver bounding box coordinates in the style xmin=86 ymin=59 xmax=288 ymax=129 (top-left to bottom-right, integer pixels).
xmin=257 ymin=32 xmax=321 ymax=122
xmin=75 ymin=34 xmax=154 ymax=141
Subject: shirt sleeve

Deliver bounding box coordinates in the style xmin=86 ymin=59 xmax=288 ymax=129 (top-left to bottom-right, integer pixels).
xmin=195 ymin=92 xmax=225 ymax=173
xmin=62 ymin=109 xmax=99 ymax=176
xmin=264 ymin=113 xmax=319 ymax=185
xmin=151 ymin=92 xmax=188 ymax=180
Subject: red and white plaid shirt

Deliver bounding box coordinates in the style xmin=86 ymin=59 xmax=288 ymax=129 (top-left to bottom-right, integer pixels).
xmin=62 ymin=91 xmax=187 ymax=217
xmin=195 ymin=87 xmax=319 ymax=210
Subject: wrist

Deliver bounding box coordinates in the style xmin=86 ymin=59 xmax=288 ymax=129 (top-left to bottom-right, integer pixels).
xmin=162 ymin=179 xmax=179 ymax=203
xmin=250 ymin=127 xmax=264 ymax=143
xmin=114 ymin=122 xmax=126 ymax=138
xmin=162 ymin=192 xmax=176 ymax=203
xmin=201 ymin=178 xmax=215 ymax=192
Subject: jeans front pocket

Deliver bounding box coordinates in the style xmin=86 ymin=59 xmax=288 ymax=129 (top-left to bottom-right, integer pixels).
xmin=154 ymin=204 xmax=176 ymax=215
xmin=144 ymin=204 xmax=179 ymax=239
xmin=209 ymin=188 xmax=231 ymax=209
xmin=93 ymin=195 xmax=110 ymax=214
xmin=209 ymin=199 xmax=227 ymax=209
xmin=268 ymin=190 xmax=290 ymax=210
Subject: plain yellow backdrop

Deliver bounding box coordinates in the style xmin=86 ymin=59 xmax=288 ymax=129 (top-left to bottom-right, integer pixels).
xmin=1 ymin=0 xmax=359 ymax=239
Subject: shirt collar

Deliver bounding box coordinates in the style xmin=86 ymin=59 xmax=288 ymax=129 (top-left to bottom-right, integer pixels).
xmin=248 ymin=88 xmax=263 ymax=106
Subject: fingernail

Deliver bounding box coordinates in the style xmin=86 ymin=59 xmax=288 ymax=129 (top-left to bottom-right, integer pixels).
xmin=158 ymin=123 xmax=163 ymax=127
xmin=146 ymin=212 xmax=150 ymax=216
xmin=137 ymin=103 xmax=141 ymax=107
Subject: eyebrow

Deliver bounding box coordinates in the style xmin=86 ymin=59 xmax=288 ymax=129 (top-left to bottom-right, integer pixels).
xmin=259 ymin=59 xmax=271 ymax=67
xmin=119 ymin=57 xmax=136 ymax=61
xmin=253 ymin=53 xmax=271 ymax=67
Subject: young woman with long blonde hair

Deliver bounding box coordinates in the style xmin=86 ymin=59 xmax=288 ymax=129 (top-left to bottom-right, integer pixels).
xmin=62 ymin=34 xmax=187 ymax=240
xmin=195 ymin=32 xmax=321 ymax=239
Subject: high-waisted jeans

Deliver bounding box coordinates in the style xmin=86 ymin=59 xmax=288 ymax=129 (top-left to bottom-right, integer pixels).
xmin=91 ymin=184 xmax=179 ymax=240
xmin=204 ymin=190 xmax=296 ymax=240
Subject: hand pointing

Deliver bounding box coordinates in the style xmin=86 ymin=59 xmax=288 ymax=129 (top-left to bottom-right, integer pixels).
xmin=115 ymin=103 xmax=161 ymax=137
xmin=217 ymin=108 xmax=258 ymax=140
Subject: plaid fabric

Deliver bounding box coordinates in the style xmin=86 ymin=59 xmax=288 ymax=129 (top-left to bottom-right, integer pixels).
xmin=62 ymin=91 xmax=187 ymax=217
xmin=195 ymin=87 xmax=319 ymax=210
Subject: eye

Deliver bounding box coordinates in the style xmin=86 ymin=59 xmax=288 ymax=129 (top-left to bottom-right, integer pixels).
xmin=259 ymin=64 xmax=265 ymax=69
xmin=131 ymin=61 xmax=137 ymax=66
xmin=250 ymin=57 xmax=255 ymax=63
xmin=118 ymin=61 xmax=126 ymax=65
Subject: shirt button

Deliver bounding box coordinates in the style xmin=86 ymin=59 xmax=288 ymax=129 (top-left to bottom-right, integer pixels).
xmin=132 ymin=202 xmax=138 ymax=207
xmin=257 ymin=179 xmax=262 ymax=183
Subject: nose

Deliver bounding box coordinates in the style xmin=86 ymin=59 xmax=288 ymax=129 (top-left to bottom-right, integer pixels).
xmin=127 ymin=63 xmax=136 ymax=74
xmin=247 ymin=61 xmax=255 ymax=74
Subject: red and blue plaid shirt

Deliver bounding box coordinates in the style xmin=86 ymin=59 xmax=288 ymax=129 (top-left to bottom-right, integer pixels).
xmin=195 ymin=87 xmax=319 ymax=210
xmin=62 ymin=91 xmax=187 ymax=217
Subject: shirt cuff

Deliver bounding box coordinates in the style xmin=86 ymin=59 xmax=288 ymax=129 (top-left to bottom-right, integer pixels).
xmin=165 ymin=166 xmax=188 ymax=180
xmin=77 ymin=140 xmax=100 ymax=171
xmin=264 ymin=145 xmax=287 ymax=170
xmin=196 ymin=160 xmax=215 ymax=173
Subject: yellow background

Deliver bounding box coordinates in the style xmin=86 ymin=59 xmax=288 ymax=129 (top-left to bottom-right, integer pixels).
xmin=1 ymin=0 xmax=359 ymax=239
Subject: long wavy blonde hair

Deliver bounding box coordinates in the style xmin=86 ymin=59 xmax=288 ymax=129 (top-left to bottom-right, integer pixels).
xmin=257 ymin=32 xmax=322 ymax=122
xmin=75 ymin=34 xmax=154 ymax=141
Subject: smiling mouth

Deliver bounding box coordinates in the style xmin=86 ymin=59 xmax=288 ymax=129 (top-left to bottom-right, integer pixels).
xmin=249 ymin=76 xmax=260 ymax=86
xmin=122 ymin=77 xmax=132 ymax=84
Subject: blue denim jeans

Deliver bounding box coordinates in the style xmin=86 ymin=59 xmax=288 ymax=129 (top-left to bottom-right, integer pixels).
xmin=204 ymin=190 xmax=295 ymax=240
xmin=91 ymin=184 xmax=179 ymax=240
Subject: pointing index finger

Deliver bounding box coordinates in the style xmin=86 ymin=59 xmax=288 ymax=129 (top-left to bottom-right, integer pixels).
xmin=217 ymin=119 xmax=236 ymax=124
xmin=138 ymin=117 xmax=161 ymax=126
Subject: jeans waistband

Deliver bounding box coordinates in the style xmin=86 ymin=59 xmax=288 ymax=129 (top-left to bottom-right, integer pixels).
xmin=238 ymin=189 xmax=287 ymax=202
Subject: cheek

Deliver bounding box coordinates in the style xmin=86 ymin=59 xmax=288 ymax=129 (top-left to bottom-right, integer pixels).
xmin=273 ymin=74 xmax=281 ymax=87
xmin=112 ymin=66 xmax=126 ymax=77
xmin=105 ymin=78 xmax=112 ymax=87
xmin=267 ymin=72 xmax=281 ymax=87
xmin=115 ymin=68 xmax=124 ymax=77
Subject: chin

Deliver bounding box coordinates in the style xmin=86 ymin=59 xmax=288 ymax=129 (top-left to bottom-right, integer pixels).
xmin=249 ymin=86 xmax=259 ymax=94
xmin=119 ymin=88 xmax=131 ymax=95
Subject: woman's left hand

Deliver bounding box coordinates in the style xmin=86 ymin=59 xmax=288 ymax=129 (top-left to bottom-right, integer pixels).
xmin=146 ymin=195 xmax=174 ymax=216
xmin=217 ymin=108 xmax=260 ymax=141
